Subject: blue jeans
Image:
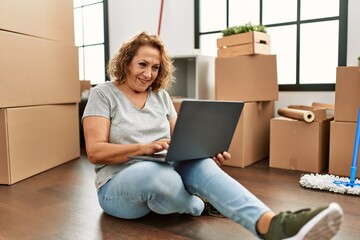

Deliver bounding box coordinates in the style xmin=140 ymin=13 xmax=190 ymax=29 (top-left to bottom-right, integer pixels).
xmin=98 ymin=158 xmax=270 ymax=237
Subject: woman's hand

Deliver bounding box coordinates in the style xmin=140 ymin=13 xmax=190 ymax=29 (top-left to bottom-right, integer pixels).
xmin=212 ymin=151 xmax=231 ymax=166
xmin=143 ymin=139 xmax=171 ymax=155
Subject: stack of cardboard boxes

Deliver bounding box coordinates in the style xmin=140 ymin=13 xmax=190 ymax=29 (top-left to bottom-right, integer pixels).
xmin=0 ymin=0 xmax=80 ymax=184
xmin=329 ymin=67 xmax=360 ymax=177
xmin=214 ymin=32 xmax=278 ymax=168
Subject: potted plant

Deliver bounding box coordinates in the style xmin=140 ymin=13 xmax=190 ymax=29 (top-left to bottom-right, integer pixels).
xmin=217 ymin=22 xmax=271 ymax=57
xmin=221 ymin=22 xmax=267 ymax=36
xmin=358 ymin=56 xmax=360 ymax=66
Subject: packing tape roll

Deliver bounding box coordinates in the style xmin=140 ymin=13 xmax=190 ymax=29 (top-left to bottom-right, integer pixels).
xmin=278 ymin=108 xmax=315 ymax=123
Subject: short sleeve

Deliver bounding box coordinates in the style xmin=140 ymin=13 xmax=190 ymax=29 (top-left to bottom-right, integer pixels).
xmin=163 ymin=90 xmax=177 ymax=120
xmin=82 ymin=87 xmax=111 ymax=122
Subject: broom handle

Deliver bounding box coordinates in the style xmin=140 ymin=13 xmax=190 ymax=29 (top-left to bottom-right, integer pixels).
xmin=350 ymin=106 xmax=360 ymax=184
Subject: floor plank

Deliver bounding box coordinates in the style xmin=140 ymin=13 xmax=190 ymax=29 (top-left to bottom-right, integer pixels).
xmin=0 ymin=151 xmax=359 ymax=239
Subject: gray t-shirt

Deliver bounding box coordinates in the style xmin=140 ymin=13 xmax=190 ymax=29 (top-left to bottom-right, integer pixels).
xmin=82 ymin=81 xmax=177 ymax=190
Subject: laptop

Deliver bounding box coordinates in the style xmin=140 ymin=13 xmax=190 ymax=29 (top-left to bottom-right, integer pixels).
xmin=128 ymin=99 xmax=244 ymax=162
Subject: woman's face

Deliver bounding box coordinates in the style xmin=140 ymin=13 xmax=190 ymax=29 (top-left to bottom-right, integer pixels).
xmin=126 ymin=45 xmax=161 ymax=93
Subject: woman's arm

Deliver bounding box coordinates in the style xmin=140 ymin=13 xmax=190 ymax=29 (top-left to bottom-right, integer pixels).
xmin=83 ymin=116 xmax=170 ymax=165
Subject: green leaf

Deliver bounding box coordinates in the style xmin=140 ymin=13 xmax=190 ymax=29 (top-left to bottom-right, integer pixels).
xmin=221 ymin=22 xmax=267 ymax=36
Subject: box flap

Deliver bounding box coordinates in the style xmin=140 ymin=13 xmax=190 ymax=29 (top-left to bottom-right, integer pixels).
xmin=312 ymin=102 xmax=335 ymax=110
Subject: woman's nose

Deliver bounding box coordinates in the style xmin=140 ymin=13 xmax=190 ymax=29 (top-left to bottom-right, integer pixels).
xmin=143 ymin=67 xmax=152 ymax=78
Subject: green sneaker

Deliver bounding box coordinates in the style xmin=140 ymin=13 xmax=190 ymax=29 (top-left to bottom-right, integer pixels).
xmin=197 ymin=195 xmax=225 ymax=218
xmin=263 ymin=202 xmax=343 ymax=240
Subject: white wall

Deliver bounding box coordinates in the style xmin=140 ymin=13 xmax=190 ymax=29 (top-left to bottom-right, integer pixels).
xmin=108 ymin=0 xmax=194 ymax=57
xmin=108 ymin=0 xmax=360 ymax=109
xmin=108 ymin=0 xmax=160 ymax=55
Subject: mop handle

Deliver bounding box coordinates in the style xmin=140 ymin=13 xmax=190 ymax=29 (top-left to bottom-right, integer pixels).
xmin=350 ymin=106 xmax=360 ymax=183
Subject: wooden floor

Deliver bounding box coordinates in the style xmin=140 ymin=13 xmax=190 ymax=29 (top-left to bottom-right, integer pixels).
xmin=0 ymin=150 xmax=359 ymax=240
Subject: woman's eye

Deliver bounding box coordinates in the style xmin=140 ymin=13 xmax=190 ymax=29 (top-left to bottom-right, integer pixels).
xmin=139 ymin=62 xmax=146 ymax=68
xmin=153 ymin=66 xmax=160 ymax=71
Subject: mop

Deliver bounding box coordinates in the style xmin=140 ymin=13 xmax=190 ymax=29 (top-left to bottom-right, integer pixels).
xmin=299 ymin=107 xmax=360 ymax=196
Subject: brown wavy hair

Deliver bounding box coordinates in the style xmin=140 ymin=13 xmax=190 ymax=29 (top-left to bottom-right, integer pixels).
xmin=107 ymin=32 xmax=175 ymax=92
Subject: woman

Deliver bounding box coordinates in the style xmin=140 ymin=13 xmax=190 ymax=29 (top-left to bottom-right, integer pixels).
xmin=82 ymin=32 xmax=343 ymax=239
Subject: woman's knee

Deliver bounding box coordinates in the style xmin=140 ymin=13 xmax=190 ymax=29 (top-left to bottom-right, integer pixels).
xmin=142 ymin=165 xmax=184 ymax=196
xmin=116 ymin=162 xmax=184 ymax=196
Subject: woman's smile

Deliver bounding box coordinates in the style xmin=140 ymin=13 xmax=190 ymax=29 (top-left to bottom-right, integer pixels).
xmin=137 ymin=76 xmax=151 ymax=85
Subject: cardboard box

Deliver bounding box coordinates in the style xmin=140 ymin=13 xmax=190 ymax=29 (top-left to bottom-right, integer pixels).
xmin=269 ymin=117 xmax=331 ymax=173
xmin=80 ymin=80 xmax=92 ymax=96
xmin=329 ymin=121 xmax=360 ymax=177
xmin=215 ymin=55 xmax=278 ymax=102
xmin=171 ymin=97 xmax=200 ymax=114
xmin=0 ymin=104 xmax=80 ymax=185
xmin=0 ymin=30 xmax=80 ymax=108
xmin=334 ymin=67 xmax=360 ymax=122
xmin=217 ymin=31 xmax=271 ymax=57
xmin=171 ymin=98 xmax=188 ymax=114
xmin=0 ymin=0 xmax=74 ymax=44
xmin=224 ymin=101 xmax=274 ymax=168
xmin=170 ymin=100 xmax=274 ymax=168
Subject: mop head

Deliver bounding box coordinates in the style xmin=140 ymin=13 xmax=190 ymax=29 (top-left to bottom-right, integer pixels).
xmin=299 ymin=173 xmax=360 ymax=196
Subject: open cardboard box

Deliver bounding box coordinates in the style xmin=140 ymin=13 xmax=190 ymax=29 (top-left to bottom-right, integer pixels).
xmin=270 ymin=103 xmax=334 ymax=173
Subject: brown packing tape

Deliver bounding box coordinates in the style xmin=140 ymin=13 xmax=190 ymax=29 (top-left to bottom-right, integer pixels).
xmin=277 ymin=108 xmax=315 ymax=123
